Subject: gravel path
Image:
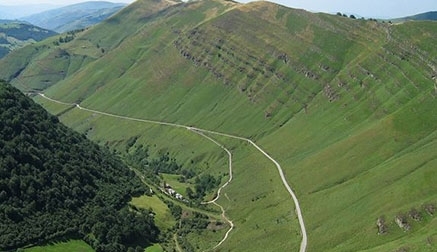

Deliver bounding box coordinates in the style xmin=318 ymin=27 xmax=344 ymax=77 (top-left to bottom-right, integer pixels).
xmin=38 ymin=93 xmax=307 ymax=252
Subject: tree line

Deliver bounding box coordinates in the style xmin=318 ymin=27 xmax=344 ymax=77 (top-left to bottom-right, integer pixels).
xmin=0 ymin=81 xmax=159 ymax=251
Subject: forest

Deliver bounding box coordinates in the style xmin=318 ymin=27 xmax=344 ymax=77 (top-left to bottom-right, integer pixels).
xmin=0 ymin=80 xmax=159 ymax=251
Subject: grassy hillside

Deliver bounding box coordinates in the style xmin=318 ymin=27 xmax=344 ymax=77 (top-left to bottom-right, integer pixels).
xmin=0 ymin=20 xmax=56 ymax=58
xmin=1 ymin=0 xmax=437 ymax=251
xmin=24 ymin=240 xmax=93 ymax=252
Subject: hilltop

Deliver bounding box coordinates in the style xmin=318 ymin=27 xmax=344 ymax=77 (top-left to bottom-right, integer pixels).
xmin=0 ymin=20 xmax=56 ymax=58
xmin=21 ymin=1 xmax=127 ymax=33
xmin=1 ymin=0 xmax=437 ymax=251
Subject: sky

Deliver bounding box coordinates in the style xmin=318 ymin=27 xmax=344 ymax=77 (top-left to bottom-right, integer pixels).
xmin=271 ymin=0 xmax=437 ymax=18
xmin=0 ymin=0 xmax=134 ymax=5
xmin=1 ymin=0 xmax=437 ymax=19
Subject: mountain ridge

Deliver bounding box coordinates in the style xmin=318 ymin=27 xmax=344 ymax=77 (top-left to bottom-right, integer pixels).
xmin=1 ymin=0 xmax=437 ymax=251
xmin=0 ymin=20 xmax=57 ymax=59
xmin=393 ymin=11 xmax=437 ymax=22
xmin=21 ymin=1 xmax=127 ymax=33
xmin=0 ymin=4 xmax=60 ymax=20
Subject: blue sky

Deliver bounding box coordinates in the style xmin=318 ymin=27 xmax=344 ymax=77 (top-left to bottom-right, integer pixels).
xmin=270 ymin=0 xmax=437 ymax=18
xmin=1 ymin=0 xmax=437 ymax=18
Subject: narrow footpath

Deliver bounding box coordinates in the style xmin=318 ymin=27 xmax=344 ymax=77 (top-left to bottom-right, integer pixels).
xmin=190 ymin=129 xmax=234 ymax=251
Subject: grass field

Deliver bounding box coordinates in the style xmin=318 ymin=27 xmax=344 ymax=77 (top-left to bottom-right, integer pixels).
xmin=161 ymin=173 xmax=193 ymax=196
xmin=145 ymin=244 xmax=164 ymax=252
xmin=131 ymin=195 xmax=176 ymax=230
xmin=24 ymin=240 xmax=93 ymax=252
xmin=3 ymin=0 xmax=437 ymax=251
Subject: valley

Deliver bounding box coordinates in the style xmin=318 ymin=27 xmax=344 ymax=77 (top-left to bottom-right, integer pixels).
xmin=20 ymin=1 xmax=127 ymax=33
xmin=37 ymin=91 xmax=305 ymax=251
xmin=1 ymin=0 xmax=437 ymax=251
xmin=0 ymin=20 xmax=56 ymax=59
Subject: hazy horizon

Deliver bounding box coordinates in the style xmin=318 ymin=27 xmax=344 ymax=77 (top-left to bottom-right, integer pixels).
xmin=1 ymin=0 xmax=437 ymax=19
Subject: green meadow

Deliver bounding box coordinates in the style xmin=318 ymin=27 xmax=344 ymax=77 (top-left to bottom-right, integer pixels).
xmin=2 ymin=0 xmax=437 ymax=251
xmin=24 ymin=240 xmax=93 ymax=252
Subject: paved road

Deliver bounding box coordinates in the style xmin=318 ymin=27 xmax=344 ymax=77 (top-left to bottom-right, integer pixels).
xmin=38 ymin=93 xmax=307 ymax=252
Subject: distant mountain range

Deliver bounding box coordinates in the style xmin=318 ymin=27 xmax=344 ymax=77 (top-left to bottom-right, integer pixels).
xmin=0 ymin=4 xmax=59 ymax=19
xmin=0 ymin=1 xmax=127 ymax=59
xmin=393 ymin=11 xmax=437 ymax=22
xmin=0 ymin=20 xmax=57 ymax=58
xmin=21 ymin=1 xmax=127 ymax=33
xmin=1 ymin=0 xmax=437 ymax=250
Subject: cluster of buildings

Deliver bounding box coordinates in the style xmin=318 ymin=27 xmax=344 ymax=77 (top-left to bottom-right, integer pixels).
xmin=163 ymin=183 xmax=184 ymax=200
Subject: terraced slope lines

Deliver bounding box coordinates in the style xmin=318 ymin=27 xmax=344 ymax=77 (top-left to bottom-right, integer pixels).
xmin=1 ymin=0 xmax=437 ymax=251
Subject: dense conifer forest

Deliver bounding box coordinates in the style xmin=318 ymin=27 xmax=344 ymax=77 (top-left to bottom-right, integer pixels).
xmin=0 ymin=80 xmax=159 ymax=251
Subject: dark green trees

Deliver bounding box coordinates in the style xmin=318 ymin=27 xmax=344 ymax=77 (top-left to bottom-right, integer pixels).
xmin=0 ymin=81 xmax=159 ymax=251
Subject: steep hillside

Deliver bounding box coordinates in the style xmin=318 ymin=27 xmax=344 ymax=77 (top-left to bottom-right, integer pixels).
xmin=1 ymin=0 xmax=437 ymax=251
xmin=21 ymin=1 xmax=127 ymax=33
xmin=0 ymin=81 xmax=159 ymax=251
xmin=0 ymin=20 xmax=56 ymax=58
xmin=0 ymin=0 xmax=178 ymax=91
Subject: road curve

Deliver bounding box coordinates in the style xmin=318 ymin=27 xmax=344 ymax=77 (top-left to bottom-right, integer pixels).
xmin=37 ymin=93 xmax=307 ymax=252
xmin=186 ymin=128 xmax=307 ymax=251
xmin=189 ymin=129 xmax=234 ymax=251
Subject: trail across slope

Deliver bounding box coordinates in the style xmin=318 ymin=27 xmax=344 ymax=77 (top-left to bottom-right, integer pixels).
xmin=37 ymin=93 xmax=307 ymax=252
xmin=188 ymin=127 xmax=308 ymax=252
xmin=190 ymin=129 xmax=234 ymax=251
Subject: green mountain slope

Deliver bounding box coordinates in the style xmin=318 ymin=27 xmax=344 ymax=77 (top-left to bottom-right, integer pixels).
xmin=0 ymin=20 xmax=56 ymax=59
xmin=0 ymin=81 xmax=159 ymax=251
xmin=21 ymin=1 xmax=127 ymax=33
xmin=1 ymin=0 xmax=437 ymax=251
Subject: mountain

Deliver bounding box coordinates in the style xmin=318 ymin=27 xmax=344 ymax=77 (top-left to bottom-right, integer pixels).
xmin=21 ymin=1 xmax=127 ymax=33
xmin=0 ymin=20 xmax=57 ymax=59
xmin=393 ymin=11 xmax=437 ymax=22
xmin=0 ymin=4 xmax=59 ymax=20
xmin=0 ymin=80 xmax=159 ymax=251
xmin=1 ymin=0 xmax=437 ymax=251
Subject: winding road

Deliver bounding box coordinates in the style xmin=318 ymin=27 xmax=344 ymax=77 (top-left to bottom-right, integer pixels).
xmin=38 ymin=93 xmax=307 ymax=252
xmin=191 ymin=130 xmax=234 ymax=251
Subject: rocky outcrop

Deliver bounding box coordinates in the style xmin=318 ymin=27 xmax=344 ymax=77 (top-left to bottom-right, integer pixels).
xmin=395 ymin=214 xmax=411 ymax=231
xmin=323 ymin=84 xmax=339 ymax=102
xmin=376 ymin=216 xmax=387 ymax=235
xmin=424 ymin=203 xmax=436 ymax=216
xmin=408 ymin=208 xmax=422 ymax=221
